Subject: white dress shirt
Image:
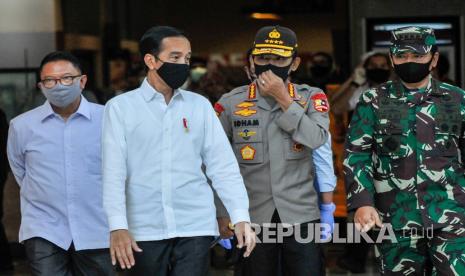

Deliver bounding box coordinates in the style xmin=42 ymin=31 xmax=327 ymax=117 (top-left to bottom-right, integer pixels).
xmin=102 ymin=79 xmax=250 ymax=241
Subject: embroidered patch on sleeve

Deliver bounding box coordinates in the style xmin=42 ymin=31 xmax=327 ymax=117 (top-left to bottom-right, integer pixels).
xmin=311 ymin=93 xmax=329 ymax=112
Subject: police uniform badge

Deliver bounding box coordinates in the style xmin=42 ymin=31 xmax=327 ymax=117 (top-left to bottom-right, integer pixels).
xmin=311 ymin=93 xmax=329 ymax=112
xmin=240 ymin=145 xmax=256 ymax=160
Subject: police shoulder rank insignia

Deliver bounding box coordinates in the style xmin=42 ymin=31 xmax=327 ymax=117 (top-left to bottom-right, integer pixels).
xmin=238 ymin=129 xmax=257 ymax=140
xmin=240 ymin=145 xmax=256 ymax=160
xmin=288 ymin=83 xmax=296 ymax=99
xmin=234 ymin=109 xmax=257 ymax=117
xmin=214 ymin=103 xmax=225 ymax=116
xmin=311 ymin=93 xmax=329 ymax=113
xmin=248 ymin=83 xmax=257 ymax=100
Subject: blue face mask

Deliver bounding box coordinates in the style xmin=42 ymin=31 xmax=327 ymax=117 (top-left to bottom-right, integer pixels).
xmin=40 ymin=78 xmax=82 ymax=107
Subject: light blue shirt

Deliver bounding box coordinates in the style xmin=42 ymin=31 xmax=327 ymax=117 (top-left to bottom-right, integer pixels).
xmin=313 ymin=134 xmax=337 ymax=193
xmin=102 ymin=79 xmax=250 ymax=241
xmin=7 ymin=96 xmax=109 ymax=251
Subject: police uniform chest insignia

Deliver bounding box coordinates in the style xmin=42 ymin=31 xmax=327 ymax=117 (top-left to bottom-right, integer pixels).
xmin=292 ymin=142 xmax=304 ymax=152
xmin=238 ymin=129 xmax=257 ymax=140
xmin=311 ymin=93 xmax=329 ymax=112
xmin=234 ymin=85 xmax=258 ymax=117
xmin=236 ymin=102 xmax=255 ymax=108
xmin=234 ymin=109 xmax=257 ymax=117
xmin=233 ymin=119 xmax=260 ymax=128
xmin=240 ymin=145 xmax=256 ymax=160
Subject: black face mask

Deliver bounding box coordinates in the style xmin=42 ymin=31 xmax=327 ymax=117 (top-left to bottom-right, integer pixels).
xmin=156 ymin=60 xmax=190 ymax=89
xmin=366 ymin=68 xmax=390 ymax=84
xmin=254 ymin=63 xmax=292 ymax=82
xmin=310 ymin=65 xmax=331 ymax=78
xmin=393 ymin=58 xmax=433 ymax=84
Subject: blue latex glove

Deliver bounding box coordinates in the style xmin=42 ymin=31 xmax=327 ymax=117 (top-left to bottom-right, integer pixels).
xmin=320 ymin=202 xmax=336 ymax=241
xmin=218 ymin=238 xmax=233 ymax=250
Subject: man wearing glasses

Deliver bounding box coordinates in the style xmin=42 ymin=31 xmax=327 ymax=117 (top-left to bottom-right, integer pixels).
xmin=7 ymin=51 xmax=113 ymax=275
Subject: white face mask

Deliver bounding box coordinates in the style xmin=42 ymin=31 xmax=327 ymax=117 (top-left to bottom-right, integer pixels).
xmin=40 ymin=78 xmax=82 ymax=107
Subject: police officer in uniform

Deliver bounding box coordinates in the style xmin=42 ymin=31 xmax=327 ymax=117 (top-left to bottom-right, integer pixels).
xmin=215 ymin=25 xmax=330 ymax=276
xmin=345 ymin=26 xmax=465 ymax=275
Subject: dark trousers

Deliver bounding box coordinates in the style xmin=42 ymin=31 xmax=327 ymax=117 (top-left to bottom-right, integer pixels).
xmin=0 ymin=175 xmax=13 ymax=270
xmin=126 ymin=236 xmax=213 ymax=276
xmin=24 ymin=238 xmax=115 ymax=276
xmin=236 ymin=210 xmax=324 ymax=276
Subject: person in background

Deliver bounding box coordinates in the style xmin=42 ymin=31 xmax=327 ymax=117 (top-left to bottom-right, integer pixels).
xmin=0 ymin=108 xmax=13 ymax=273
xmin=433 ymin=53 xmax=456 ymax=85
xmin=98 ymin=49 xmax=131 ymax=103
xmin=185 ymin=56 xmax=208 ymax=92
xmin=7 ymin=51 xmax=113 ymax=276
xmin=307 ymin=52 xmax=342 ymax=90
xmin=330 ymin=52 xmax=391 ymax=116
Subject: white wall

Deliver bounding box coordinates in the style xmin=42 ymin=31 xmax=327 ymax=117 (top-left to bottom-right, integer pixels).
xmin=0 ymin=0 xmax=60 ymax=68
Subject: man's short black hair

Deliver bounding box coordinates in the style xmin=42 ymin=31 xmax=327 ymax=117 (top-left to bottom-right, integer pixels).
xmin=139 ymin=26 xmax=186 ymax=57
xmin=39 ymin=51 xmax=82 ymax=74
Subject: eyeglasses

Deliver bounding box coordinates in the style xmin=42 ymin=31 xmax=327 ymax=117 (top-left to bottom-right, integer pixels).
xmin=39 ymin=75 xmax=82 ymax=89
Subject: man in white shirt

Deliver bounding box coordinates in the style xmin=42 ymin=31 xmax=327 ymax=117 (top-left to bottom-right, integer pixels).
xmin=102 ymin=25 xmax=255 ymax=276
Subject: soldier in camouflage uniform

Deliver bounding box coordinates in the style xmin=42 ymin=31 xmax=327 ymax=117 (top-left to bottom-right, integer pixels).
xmin=344 ymin=26 xmax=465 ymax=275
xmin=214 ymin=26 xmax=331 ymax=275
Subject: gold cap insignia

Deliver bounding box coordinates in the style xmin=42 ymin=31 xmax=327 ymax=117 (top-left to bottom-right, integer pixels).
xmin=268 ymin=29 xmax=281 ymax=39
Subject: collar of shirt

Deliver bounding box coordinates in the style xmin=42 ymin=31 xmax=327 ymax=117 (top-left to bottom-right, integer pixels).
xmin=402 ymin=75 xmax=432 ymax=94
xmin=41 ymin=95 xmax=92 ymax=122
xmin=40 ymin=95 xmax=92 ymax=122
xmin=140 ymin=78 xmax=185 ymax=103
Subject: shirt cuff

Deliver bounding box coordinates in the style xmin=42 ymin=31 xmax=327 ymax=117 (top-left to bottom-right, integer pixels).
xmin=318 ymin=184 xmax=336 ymax=193
xmin=276 ymin=101 xmax=304 ymax=133
xmin=108 ymin=215 xmax=128 ymax=231
xmin=347 ymin=190 xmax=374 ymax=211
xmin=317 ymin=177 xmax=337 ymax=192
xmin=229 ymin=209 xmax=250 ymax=225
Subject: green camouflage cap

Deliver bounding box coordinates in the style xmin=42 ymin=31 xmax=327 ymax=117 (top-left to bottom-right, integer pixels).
xmin=390 ymin=26 xmax=436 ymax=55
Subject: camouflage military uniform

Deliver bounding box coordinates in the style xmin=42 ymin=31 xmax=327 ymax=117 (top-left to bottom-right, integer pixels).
xmin=344 ymin=77 xmax=465 ymax=275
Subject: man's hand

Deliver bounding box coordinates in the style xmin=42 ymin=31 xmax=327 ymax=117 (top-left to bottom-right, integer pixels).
xmin=234 ymin=222 xmax=256 ymax=258
xmin=257 ymin=71 xmax=293 ymax=110
xmin=354 ymin=206 xmax=382 ymax=232
xmin=217 ymin=217 xmax=234 ymax=238
xmin=110 ymin=229 xmax=142 ymax=269
xmin=352 ymin=66 xmax=366 ymax=86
